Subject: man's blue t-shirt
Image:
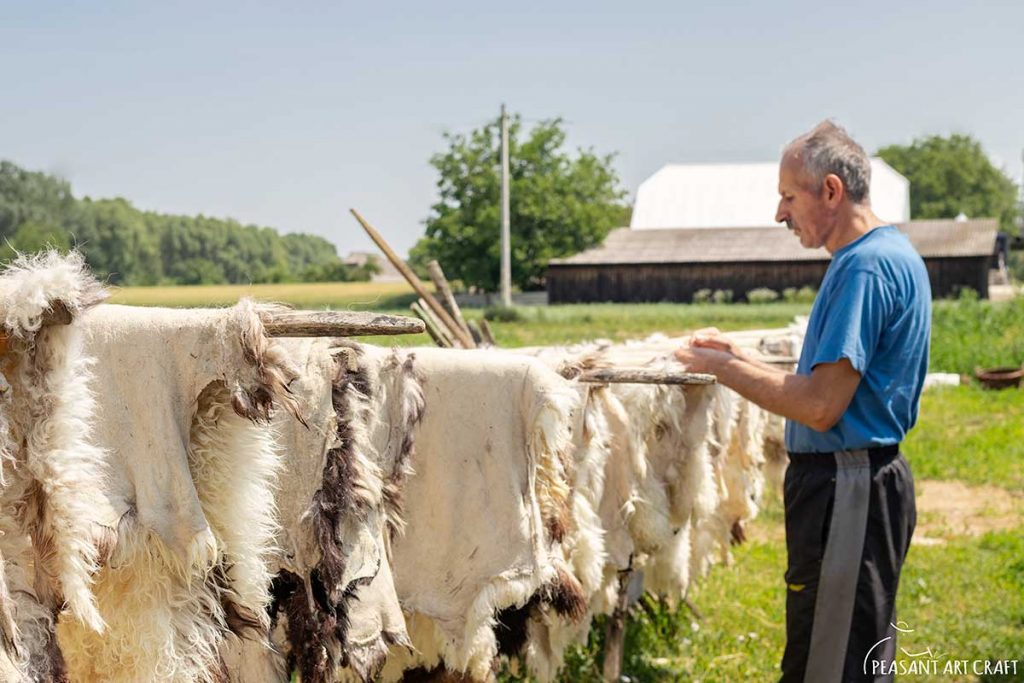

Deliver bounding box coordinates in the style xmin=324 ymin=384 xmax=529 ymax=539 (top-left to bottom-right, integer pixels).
xmin=784 ymin=225 xmax=932 ymax=453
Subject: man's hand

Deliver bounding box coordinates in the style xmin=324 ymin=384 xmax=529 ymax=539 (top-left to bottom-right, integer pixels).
xmin=673 ymin=345 xmax=730 ymax=374
xmin=674 ymin=327 xmax=744 ymax=374
xmin=689 ymin=327 xmax=746 ymax=359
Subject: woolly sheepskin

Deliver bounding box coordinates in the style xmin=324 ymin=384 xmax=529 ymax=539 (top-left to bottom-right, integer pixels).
xmin=56 ymin=300 xmax=298 ymax=683
xmin=0 ymin=251 xmax=108 ymax=680
xmin=379 ymin=348 xmax=580 ymax=682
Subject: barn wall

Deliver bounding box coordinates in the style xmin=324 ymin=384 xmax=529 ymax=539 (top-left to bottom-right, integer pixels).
xmin=547 ymin=257 xmax=990 ymax=303
xmin=925 ymin=256 xmax=990 ymax=299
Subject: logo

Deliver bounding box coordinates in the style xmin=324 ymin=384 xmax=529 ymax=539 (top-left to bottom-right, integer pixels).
xmin=863 ymin=621 xmax=1019 ymax=678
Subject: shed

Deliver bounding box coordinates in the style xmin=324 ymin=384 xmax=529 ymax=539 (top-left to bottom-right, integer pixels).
xmin=547 ymin=219 xmax=997 ymax=303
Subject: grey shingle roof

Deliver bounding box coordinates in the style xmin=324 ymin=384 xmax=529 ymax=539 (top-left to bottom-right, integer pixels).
xmin=548 ymin=219 xmax=997 ymax=266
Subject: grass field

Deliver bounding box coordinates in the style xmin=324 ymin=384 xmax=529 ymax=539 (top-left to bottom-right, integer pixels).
xmin=112 ymin=281 xmax=1024 ymax=681
xmin=107 ymin=280 xmax=417 ymax=309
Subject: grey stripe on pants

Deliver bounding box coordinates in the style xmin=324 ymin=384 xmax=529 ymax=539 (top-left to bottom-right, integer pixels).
xmin=803 ymin=450 xmax=872 ymax=683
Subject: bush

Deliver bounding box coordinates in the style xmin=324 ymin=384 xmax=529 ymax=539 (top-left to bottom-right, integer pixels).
xmin=747 ymin=287 xmax=780 ymax=304
xmin=692 ymin=288 xmax=713 ymax=304
xmin=300 ymin=260 xmax=377 ymax=283
xmin=782 ymin=286 xmax=817 ymax=303
xmin=930 ymin=291 xmax=1024 ymax=374
xmin=712 ymin=289 xmax=733 ymax=304
xmin=484 ymin=305 xmax=523 ymax=323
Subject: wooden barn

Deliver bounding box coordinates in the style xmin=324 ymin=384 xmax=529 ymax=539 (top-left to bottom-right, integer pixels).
xmin=547 ymin=219 xmax=998 ymax=303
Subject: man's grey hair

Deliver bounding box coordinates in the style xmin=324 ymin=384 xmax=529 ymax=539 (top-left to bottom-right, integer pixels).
xmin=784 ymin=120 xmax=871 ymax=204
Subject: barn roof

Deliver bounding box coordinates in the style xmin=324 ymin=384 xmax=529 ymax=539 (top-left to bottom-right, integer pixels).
xmin=549 ymin=219 xmax=998 ymax=266
xmin=629 ymin=159 xmax=910 ymax=229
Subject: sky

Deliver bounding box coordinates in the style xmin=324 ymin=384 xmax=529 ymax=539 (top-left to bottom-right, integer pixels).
xmin=2 ymin=0 xmax=1022 ymax=256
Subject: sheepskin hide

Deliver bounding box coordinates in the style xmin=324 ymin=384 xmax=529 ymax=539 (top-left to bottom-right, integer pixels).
xmin=55 ymin=301 xmax=299 ymax=683
xmin=0 ymin=251 xmax=108 ymax=681
xmin=378 ymin=348 xmax=580 ymax=682
xmin=228 ymin=339 xmax=419 ymax=683
xmin=688 ymin=384 xmax=771 ymax=580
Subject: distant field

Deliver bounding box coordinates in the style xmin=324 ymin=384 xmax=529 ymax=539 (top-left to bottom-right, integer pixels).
xmin=107 ymin=281 xmax=417 ymax=309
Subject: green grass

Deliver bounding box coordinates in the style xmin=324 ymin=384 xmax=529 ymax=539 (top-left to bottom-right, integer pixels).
xmin=904 ymin=385 xmax=1024 ymax=491
xmin=474 ymin=303 xmax=811 ymax=348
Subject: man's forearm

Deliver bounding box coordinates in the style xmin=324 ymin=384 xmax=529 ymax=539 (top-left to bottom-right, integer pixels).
xmin=708 ymin=355 xmax=824 ymax=430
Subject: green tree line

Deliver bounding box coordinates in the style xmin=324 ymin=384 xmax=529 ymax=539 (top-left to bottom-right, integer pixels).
xmin=0 ymin=160 xmax=376 ymax=285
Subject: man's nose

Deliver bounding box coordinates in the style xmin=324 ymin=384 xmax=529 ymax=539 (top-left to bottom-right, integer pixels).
xmin=775 ymin=201 xmax=787 ymax=224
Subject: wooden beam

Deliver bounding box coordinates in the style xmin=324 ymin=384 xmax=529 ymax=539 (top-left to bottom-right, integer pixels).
xmin=426 ymin=260 xmax=474 ymax=346
xmin=465 ymin=319 xmax=484 ymax=346
xmin=411 ymin=301 xmax=452 ymax=348
xmin=350 ymin=209 xmax=475 ymax=348
xmin=478 ymin=318 xmax=497 ymax=347
xmin=577 ymin=368 xmax=716 ymax=385
xmin=416 ymin=298 xmax=457 ymax=348
xmin=260 ymin=310 xmax=424 ymax=337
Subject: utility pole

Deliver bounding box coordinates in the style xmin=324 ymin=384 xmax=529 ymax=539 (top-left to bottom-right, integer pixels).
xmin=1019 ymin=147 xmax=1024 ymax=239
xmin=500 ymin=103 xmax=512 ymax=307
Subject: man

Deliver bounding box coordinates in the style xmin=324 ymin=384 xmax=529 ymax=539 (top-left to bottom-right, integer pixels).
xmin=674 ymin=120 xmax=930 ymax=682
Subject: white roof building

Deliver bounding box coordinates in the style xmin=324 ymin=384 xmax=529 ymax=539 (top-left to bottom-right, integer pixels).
xmin=630 ymin=159 xmax=910 ymax=229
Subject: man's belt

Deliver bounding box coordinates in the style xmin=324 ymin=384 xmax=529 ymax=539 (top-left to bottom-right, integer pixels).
xmin=787 ymin=444 xmax=900 ymax=467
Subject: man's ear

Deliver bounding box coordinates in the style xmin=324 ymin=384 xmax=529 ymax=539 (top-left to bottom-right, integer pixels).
xmin=822 ymin=174 xmax=844 ymax=207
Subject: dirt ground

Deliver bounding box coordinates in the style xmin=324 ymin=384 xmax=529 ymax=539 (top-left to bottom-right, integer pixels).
xmin=749 ymin=479 xmax=1023 ymax=545
xmin=912 ymin=479 xmax=1024 ymax=545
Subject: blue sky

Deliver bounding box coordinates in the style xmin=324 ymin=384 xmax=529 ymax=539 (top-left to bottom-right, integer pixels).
xmin=2 ymin=0 xmax=1021 ymax=256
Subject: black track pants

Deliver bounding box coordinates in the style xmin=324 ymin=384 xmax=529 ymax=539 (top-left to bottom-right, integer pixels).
xmin=780 ymin=448 xmax=916 ymax=683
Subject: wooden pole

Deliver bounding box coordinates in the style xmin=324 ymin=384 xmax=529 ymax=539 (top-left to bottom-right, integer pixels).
xmin=260 ymin=310 xmax=424 ymax=337
xmin=416 ymin=298 xmax=457 ymax=348
xmin=577 ymin=368 xmax=716 ymax=385
xmin=478 ymin=318 xmax=497 ymax=347
xmin=499 ymin=103 xmax=512 ymax=308
xmin=350 ymin=209 xmax=475 ymax=348
xmin=465 ymin=319 xmax=484 ymax=346
xmin=426 ymin=260 xmax=474 ymax=345
xmin=411 ymin=301 xmax=452 ymax=348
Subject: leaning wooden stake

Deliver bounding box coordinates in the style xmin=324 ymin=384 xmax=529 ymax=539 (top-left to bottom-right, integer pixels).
xmin=426 ymin=260 xmax=474 ymax=345
xmin=478 ymin=318 xmax=498 ymax=346
xmin=466 ymin=319 xmax=485 ymax=346
xmin=411 ymin=301 xmax=452 ymax=348
xmin=415 ymin=298 xmax=457 ymax=348
xmin=350 ymin=209 xmax=475 ymax=348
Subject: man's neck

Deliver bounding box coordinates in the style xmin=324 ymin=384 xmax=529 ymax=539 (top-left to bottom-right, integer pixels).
xmin=824 ymin=206 xmax=886 ymax=254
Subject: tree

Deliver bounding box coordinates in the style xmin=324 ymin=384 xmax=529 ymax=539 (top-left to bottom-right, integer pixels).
xmin=0 ymin=158 xmax=351 ymax=285
xmin=78 ymin=198 xmax=163 ymax=285
xmin=410 ymin=115 xmax=629 ymax=291
xmin=877 ymin=134 xmax=1020 ymax=233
